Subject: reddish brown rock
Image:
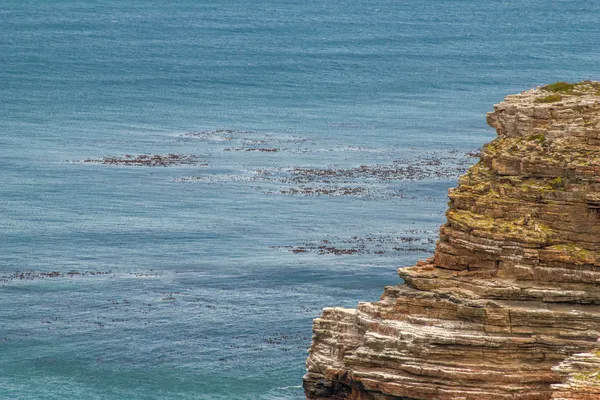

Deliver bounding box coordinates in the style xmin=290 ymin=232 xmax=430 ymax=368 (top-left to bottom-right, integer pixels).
xmin=304 ymin=82 xmax=600 ymax=400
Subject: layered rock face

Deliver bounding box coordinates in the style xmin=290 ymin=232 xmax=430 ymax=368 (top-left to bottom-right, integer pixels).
xmin=551 ymin=346 xmax=600 ymax=400
xmin=304 ymin=82 xmax=600 ymax=400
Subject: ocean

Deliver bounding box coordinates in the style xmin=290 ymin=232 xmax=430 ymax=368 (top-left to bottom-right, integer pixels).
xmin=1 ymin=1 xmax=598 ymax=398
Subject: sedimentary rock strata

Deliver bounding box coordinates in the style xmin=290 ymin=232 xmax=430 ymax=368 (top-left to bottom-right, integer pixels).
xmin=304 ymin=82 xmax=600 ymax=400
xmin=551 ymin=346 xmax=600 ymax=400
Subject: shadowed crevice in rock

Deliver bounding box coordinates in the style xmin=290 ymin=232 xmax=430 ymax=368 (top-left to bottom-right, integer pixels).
xmin=304 ymin=82 xmax=600 ymax=400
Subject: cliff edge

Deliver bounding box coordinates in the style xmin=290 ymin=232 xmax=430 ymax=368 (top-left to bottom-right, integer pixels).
xmin=304 ymin=81 xmax=600 ymax=400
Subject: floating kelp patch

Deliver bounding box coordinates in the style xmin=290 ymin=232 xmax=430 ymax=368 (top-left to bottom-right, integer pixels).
xmin=0 ymin=270 xmax=163 ymax=284
xmin=272 ymin=232 xmax=436 ymax=256
xmin=278 ymin=186 xmax=366 ymax=197
xmin=275 ymin=154 xmax=475 ymax=186
xmin=174 ymin=150 xmax=478 ymax=198
xmin=76 ymin=154 xmax=207 ymax=167
xmin=283 ymin=162 xmax=465 ymax=183
xmin=2 ymin=270 xmax=112 ymax=282
xmin=224 ymin=147 xmax=280 ymax=152
xmin=174 ymin=174 xmax=263 ymax=183
xmin=261 ymin=158 xmax=470 ymax=197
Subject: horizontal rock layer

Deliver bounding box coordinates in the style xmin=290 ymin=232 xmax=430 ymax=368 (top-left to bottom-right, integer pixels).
xmin=304 ymin=82 xmax=600 ymax=400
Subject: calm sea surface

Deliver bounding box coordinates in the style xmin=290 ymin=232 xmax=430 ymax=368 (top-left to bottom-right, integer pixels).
xmin=1 ymin=1 xmax=598 ymax=399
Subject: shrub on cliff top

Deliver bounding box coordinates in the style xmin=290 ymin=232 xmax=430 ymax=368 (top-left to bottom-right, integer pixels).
xmin=543 ymin=82 xmax=576 ymax=93
xmin=542 ymin=80 xmax=600 ymax=96
xmin=535 ymin=94 xmax=562 ymax=103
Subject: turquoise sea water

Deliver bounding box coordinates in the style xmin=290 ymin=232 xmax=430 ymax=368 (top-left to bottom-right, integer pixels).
xmin=1 ymin=1 xmax=599 ymax=399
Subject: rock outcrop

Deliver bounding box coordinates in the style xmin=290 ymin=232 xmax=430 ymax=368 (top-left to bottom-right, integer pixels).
xmin=304 ymin=81 xmax=600 ymax=400
xmin=551 ymin=345 xmax=600 ymax=400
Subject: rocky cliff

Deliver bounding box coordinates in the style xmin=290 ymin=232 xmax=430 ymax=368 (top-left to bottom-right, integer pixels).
xmin=304 ymin=81 xmax=600 ymax=400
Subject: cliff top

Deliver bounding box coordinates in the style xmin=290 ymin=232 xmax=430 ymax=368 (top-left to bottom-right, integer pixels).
xmin=503 ymin=80 xmax=600 ymax=106
xmin=487 ymin=80 xmax=600 ymax=141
